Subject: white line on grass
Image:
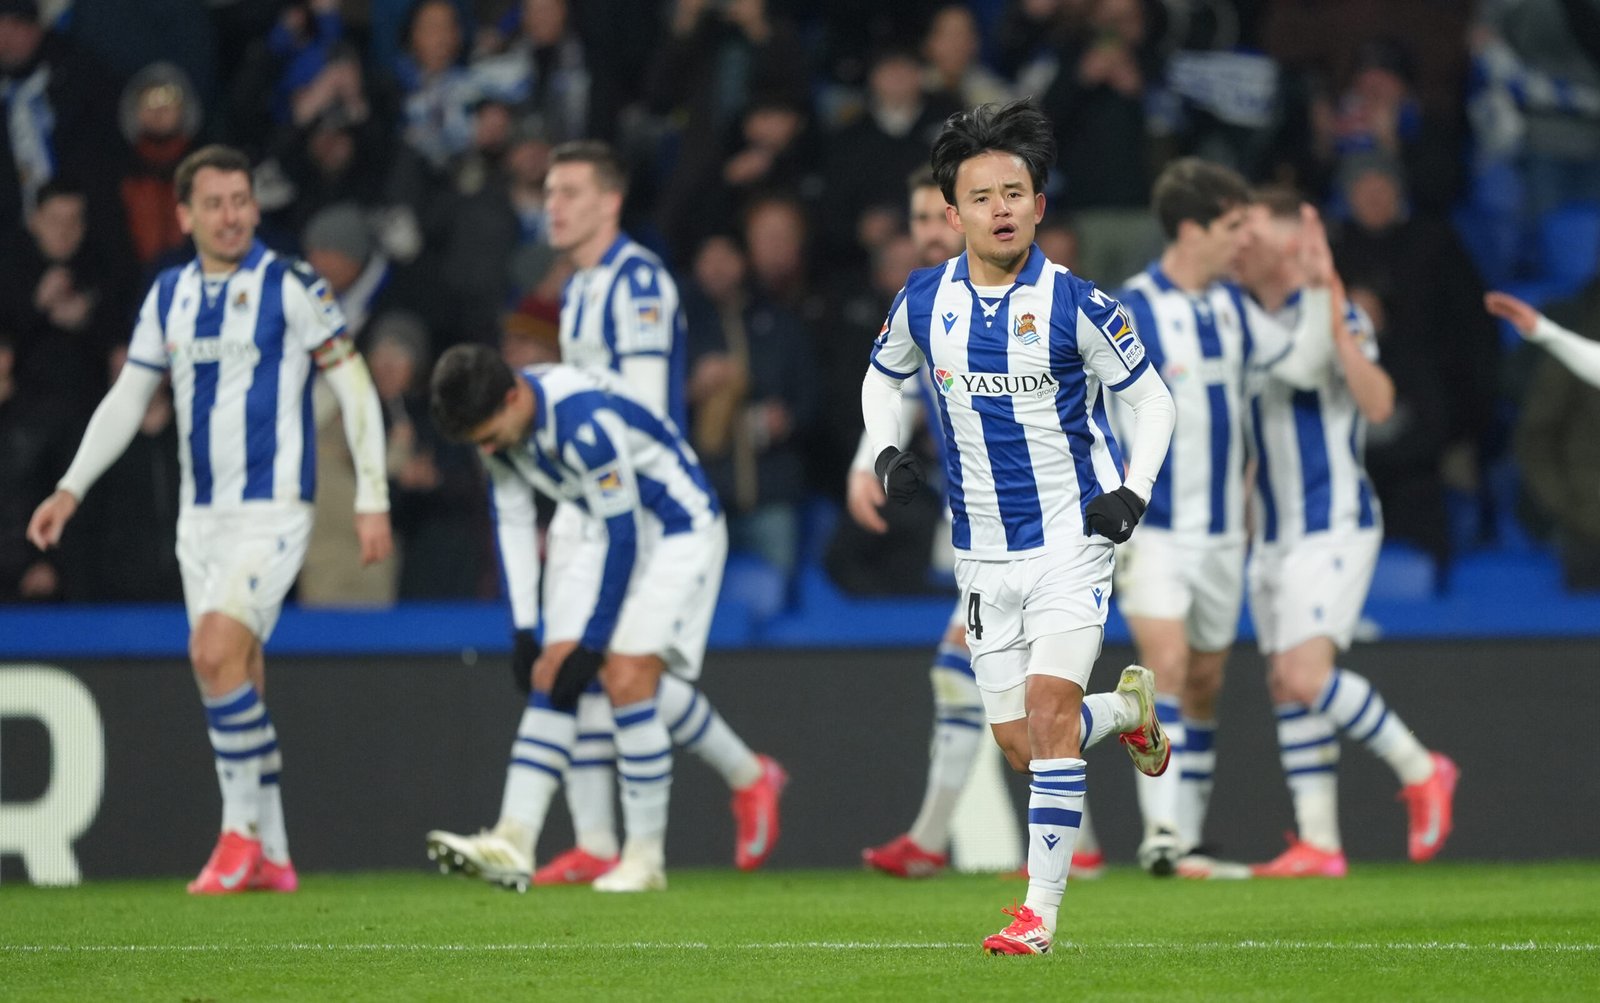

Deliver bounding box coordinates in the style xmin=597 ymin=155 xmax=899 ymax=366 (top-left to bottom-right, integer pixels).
xmin=3 ymin=941 xmax=1596 ymax=953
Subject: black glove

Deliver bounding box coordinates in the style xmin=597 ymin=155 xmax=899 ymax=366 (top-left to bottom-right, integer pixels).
xmin=510 ymin=629 xmax=540 ymax=694
xmin=874 ymin=446 xmax=924 ymax=505
xmin=548 ymin=646 xmax=605 ymax=712
xmin=1084 ymin=486 xmax=1147 ymax=544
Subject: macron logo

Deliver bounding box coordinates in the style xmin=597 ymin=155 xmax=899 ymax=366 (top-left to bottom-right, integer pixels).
xmin=1042 ymin=833 xmax=1061 ymax=851
xmin=941 ymin=310 xmax=959 ymax=334
xmin=1092 ymin=587 xmax=1104 ymax=608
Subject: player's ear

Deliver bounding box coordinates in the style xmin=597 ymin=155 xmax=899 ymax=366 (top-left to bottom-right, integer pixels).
xmin=1033 ymin=191 xmax=1045 ymax=223
xmin=176 ymin=201 xmax=194 ymax=237
xmin=945 ymin=202 xmax=964 ymax=234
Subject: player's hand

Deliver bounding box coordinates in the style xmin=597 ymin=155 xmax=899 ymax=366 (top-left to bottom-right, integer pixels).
xmin=1298 ymin=204 xmax=1335 ymax=289
xmin=532 ymin=639 xmax=578 ymax=695
xmin=846 ymin=469 xmax=889 ymax=533
xmin=549 ymin=646 xmax=606 ymax=712
xmin=1084 ymin=486 xmax=1147 ymax=543
xmin=874 ymin=446 xmax=923 ymax=505
xmin=26 ymin=490 xmax=78 ymax=550
xmin=511 ymin=629 xmax=540 ymax=694
xmin=354 ymin=511 xmax=393 ymax=565
xmin=1484 ymin=291 xmax=1540 ymax=338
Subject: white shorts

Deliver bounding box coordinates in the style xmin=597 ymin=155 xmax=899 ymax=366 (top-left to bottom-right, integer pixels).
xmin=1114 ymin=529 xmax=1245 ymax=652
xmin=1248 ymin=530 xmax=1381 ymax=655
xmin=954 ymin=542 xmax=1114 ymax=724
xmin=177 ymin=502 xmax=314 ymax=641
xmin=543 ymin=509 xmax=726 ymax=681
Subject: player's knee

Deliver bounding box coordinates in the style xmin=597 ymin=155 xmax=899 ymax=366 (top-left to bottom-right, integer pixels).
xmin=1026 ymin=703 xmax=1082 ymax=757
xmin=601 ymin=655 xmax=662 ymax=705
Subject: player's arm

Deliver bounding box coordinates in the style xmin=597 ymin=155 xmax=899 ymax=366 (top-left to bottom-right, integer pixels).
xmin=608 ymin=261 xmax=675 ymax=414
xmin=861 ymin=288 xmax=926 ymax=504
xmin=28 ymin=286 xmax=169 ymax=549
xmin=1077 ymin=287 xmax=1175 ymax=542
xmin=1332 ymin=286 xmax=1394 ymax=424
xmin=1486 ymin=291 xmax=1600 ymax=389
xmin=486 ymin=453 xmax=543 ymax=692
xmin=1247 ymin=206 xmax=1337 ymax=389
xmin=847 ymin=389 xmax=923 ymax=532
xmin=288 ymin=263 xmax=392 ymax=564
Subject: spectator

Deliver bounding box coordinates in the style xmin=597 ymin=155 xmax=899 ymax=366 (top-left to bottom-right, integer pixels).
xmin=1037 ymin=0 xmax=1164 ymax=285
xmin=471 ymin=0 xmax=603 ymax=144
xmin=503 ymin=124 xmax=556 ymax=297
xmin=57 ymin=346 xmax=182 ymax=602
xmin=431 ymin=98 xmax=522 ymax=342
xmin=117 ymin=62 xmax=202 ymax=269
xmin=0 ymin=0 xmax=122 ymax=246
xmin=1331 ymin=155 xmax=1501 ymax=523
xmin=0 ymin=335 xmax=76 ymax=602
xmin=0 ymin=179 xmax=132 ymax=424
xmin=301 ymin=202 xmax=447 ymax=348
xmin=1514 ymin=280 xmax=1600 ymax=590
xmin=395 ymin=0 xmax=479 ymax=171
xmin=822 ymin=47 xmax=958 ymax=262
xmin=923 ymin=3 xmax=1014 ymax=109
xmin=684 ymin=233 xmax=817 ymax=575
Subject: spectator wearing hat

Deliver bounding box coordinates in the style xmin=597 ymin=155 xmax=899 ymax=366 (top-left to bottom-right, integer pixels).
xmin=301 ymin=201 xmax=447 ymax=349
xmin=117 ymin=62 xmax=203 ymax=270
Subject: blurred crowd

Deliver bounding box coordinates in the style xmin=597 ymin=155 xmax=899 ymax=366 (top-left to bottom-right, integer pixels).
xmin=2 ymin=0 xmax=1598 ymax=605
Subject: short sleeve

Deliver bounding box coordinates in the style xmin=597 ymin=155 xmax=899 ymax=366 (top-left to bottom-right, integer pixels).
xmin=869 ymin=287 xmax=923 ymax=380
xmin=1347 ymin=301 xmax=1380 ymax=362
xmin=282 ymin=258 xmax=349 ymax=355
xmin=1074 ymin=283 xmax=1150 ymax=391
xmin=611 ymin=260 xmax=676 ymax=357
xmin=126 ymin=281 xmax=170 ymax=371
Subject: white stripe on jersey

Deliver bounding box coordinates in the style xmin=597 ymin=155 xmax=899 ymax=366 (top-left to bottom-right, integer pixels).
xmin=1115 ymin=265 xmax=1256 ymax=540
xmin=1249 ymin=295 xmax=1382 ymax=543
xmin=558 ymin=233 xmax=686 ymax=425
xmin=127 ymin=240 xmax=346 ymax=509
xmin=870 ymin=246 xmax=1148 ymax=559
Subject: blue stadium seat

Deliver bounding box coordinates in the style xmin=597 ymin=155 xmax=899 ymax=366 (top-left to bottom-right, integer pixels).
xmin=720 ymin=551 xmax=789 ymax=623
xmin=1368 ymin=542 xmax=1440 ymax=600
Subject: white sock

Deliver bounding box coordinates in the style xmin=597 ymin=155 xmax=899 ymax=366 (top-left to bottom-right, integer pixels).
xmin=499 ymin=692 xmax=576 ymax=859
xmin=1176 ymin=717 xmax=1216 ymax=852
xmin=1079 ymin=690 xmax=1139 ymax=749
xmin=1134 ymin=695 xmax=1183 ymax=836
xmin=1317 ymin=668 xmax=1433 ymax=785
xmin=565 ymin=690 xmax=619 ymax=858
xmin=1023 ymin=757 xmax=1086 ymax=934
xmin=203 ymin=683 xmax=268 ymax=838
xmin=908 ymin=646 xmax=984 ymax=852
xmin=612 ymin=698 xmax=672 ymax=843
xmin=258 ymin=741 xmax=290 ymax=864
xmin=1074 ymin=800 xmax=1100 ymax=856
xmin=1277 ymin=702 xmax=1341 ymax=851
xmin=657 ymin=674 xmax=762 ymax=790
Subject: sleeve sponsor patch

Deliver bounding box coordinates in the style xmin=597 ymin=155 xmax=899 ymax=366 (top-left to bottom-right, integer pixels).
xmin=1099 ymin=303 xmax=1147 ymax=371
xmin=589 ymin=464 xmax=634 ymax=517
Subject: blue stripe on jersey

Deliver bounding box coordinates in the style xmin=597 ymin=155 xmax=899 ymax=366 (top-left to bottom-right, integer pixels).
xmin=1251 ymin=396 xmax=1279 ymax=542
xmin=599 ymin=268 xmax=626 ymax=373
xmin=243 ymin=262 xmax=287 ymax=501
xmin=1292 ymin=389 xmax=1332 ymax=533
xmin=1350 ymin=417 xmax=1376 ymax=529
xmin=967 ymin=287 xmax=1043 ymax=549
xmin=155 ymin=268 xmax=182 ymax=337
xmin=1048 ymin=336 xmax=1106 ymax=520
xmin=636 ymin=473 xmax=694 ymax=534
xmin=299 ymin=368 xmax=317 ymax=500
xmin=1226 ymin=285 xmax=1255 ymax=362
xmin=1119 ymin=288 xmax=1173 ymax=528
xmin=188 ymin=284 xmax=226 ymax=505
xmin=668 ymin=310 xmax=688 ymax=428
xmin=1206 ymin=383 xmax=1230 ymax=535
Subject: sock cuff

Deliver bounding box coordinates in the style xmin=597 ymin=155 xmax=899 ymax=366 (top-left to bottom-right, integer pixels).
xmin=203 ymin=682 xmax=258 ymax=715
xmin=933 ymin=642 xmax=971 ymax=672
xmin=1274 ymin=702 xmax=1311 ymax=719
xmin=1028 ymin=756 xmax=1086 ymax=775
xmin=1154 ymin=695 xmax=1181 ymax=723
xmin=612 ymin=699 xmax=658 ymax=728
xmin=529 ymin=691 xmax=576 ymax=716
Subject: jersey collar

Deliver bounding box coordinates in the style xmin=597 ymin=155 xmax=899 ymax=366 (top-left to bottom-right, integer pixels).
xmin=950 ymin=244 xmax=1046 ymax=286
xmin=1144 ymin=260 xmax=1178 ymax=293
xmin=598 ymin=232 xmax=630 ymax=268
xmin=240 ymin=239 xmax=268 ymax=272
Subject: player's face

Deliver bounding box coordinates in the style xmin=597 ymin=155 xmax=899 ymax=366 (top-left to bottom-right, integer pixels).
xmin=464 ymin=388 xmax=530 ymax=456
xmin=948 ymin=151 xmax=1043 ymax=280
xmin=544 ymin=162 xmax=619 ymax=255
xmin=909 ymin=184 xmax=962 ymax=266
xmin=178 ymin=168 xmax=258 ymax=268
xmin=1194 ymin=204 xmax=1249 ymax=283
xmin=1232 ymin=205 xmax=1297 ymax=290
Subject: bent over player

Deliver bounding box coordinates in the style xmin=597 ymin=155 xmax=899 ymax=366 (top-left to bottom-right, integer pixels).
xmin=427 ymin=347 xmax=730 ymax=893
xmin=27 ymin=145 xmax=392 ymax=894
xmin=863 ymin=101 xmax=1177 ymax=954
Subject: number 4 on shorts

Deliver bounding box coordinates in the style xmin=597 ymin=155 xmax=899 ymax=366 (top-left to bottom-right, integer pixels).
xmin=967 ymin=591 xmax=984 ymax=640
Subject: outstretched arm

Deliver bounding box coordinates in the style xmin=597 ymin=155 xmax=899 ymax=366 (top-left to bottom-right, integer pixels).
xmin=1487 ymin=291 xmax=1600 ymax=389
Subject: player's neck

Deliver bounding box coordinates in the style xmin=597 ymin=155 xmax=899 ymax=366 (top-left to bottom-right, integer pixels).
xmin=198 ymin=251 xmax=241 ymax=278
xmin=1252 ymin=271 xmax=1300 ymax=313
xmin=964 ymin=248 xmax=1025 ymax=286
xmin=570 ymin=225 xmax=621 ymax=270
xmin=1158 ymin=246 xmax=1217 ymax=294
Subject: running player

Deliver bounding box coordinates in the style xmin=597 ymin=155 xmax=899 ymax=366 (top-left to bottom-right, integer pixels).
xmin=1230 ymin=186 xmax=1457 ymax=877
xmin=428 ymin=348 xmax=727 ymax=892
xmin=863 ymin=101 xmax=1177 ymax=955
xmin=26 ymin=145 xmax=393 ymax=894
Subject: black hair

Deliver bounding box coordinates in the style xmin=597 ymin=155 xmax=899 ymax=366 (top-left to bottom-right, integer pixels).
xmin=1250 ymin=183 xmax=1305 ymax=221
xmin=430 ymin=343 xmax=515 ymax=441
xmin=907 ymin=165 xmax=938 ymax=195
xmin=930 ymin=100 xmax=1055 ymax=207
xmin=175 ymin=145 xmax=253 ymax=204
xmin=549 ymin=139 xmax=627 ymax=195
xmin=1150 ymin=157 xmax=1250 ymax=240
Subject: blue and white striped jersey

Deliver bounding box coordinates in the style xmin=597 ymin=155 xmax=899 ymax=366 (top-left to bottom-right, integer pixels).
xmin=125 ymin=240 xmax=346 ymax=509
xmin=1114 ymin=263 xmax=1301 ymax=541
xmin=487 ymin=364 xmax=720 ymax=648
xmin=559 ymin=233 xmax=687 ymax=427
xmin=870 ymin=246 xmax=1149 ymax=559
xmin=1248 ymin=295 xmax=1382 ymax=544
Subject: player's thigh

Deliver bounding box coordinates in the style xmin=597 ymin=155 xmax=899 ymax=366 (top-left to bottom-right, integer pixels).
xmin=954 ymin=557 xmax=1028 ymax=725
xmin=609 ymin=520 xmax=726 ymax=682
xmin=179 ymin=505 xmax=312 ymax=642
xmin=1114 ymin=531 xmax=1191 ymax=623
xmin=544 ymin=512 xmax=607 ymax=645
xmin=1262 ymin=531 xmax=1380 ymax=655
xmin=1186 ymin=540 xmax=1246 ymax=653
xmin=1019 ymin=542 xmax=1114 ymax=658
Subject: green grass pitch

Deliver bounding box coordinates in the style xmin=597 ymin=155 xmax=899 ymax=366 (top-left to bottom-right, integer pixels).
xmin=3 ymin=863 xmax=1597 ymax=1001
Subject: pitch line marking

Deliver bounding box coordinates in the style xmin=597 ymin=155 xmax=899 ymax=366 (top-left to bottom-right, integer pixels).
xmin=2 ymin=941 xmax=1597 ymax=954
